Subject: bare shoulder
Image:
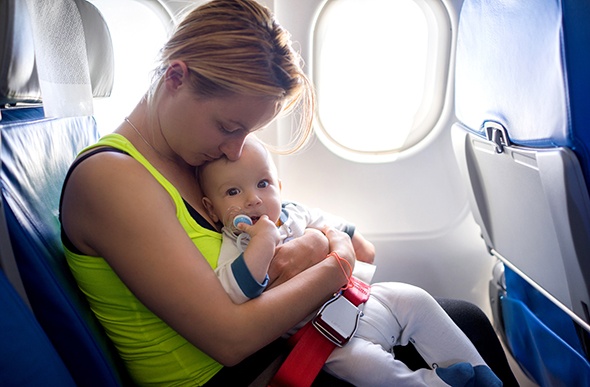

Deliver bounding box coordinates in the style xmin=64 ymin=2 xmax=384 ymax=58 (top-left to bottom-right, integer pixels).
xmin=60 ymin=149 xmax=237 ymax=349
xmin=61 ymin=149 xmax=176 ymax=257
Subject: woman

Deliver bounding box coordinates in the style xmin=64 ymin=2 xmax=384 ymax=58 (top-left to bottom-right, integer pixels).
xmin=60 ymin=0 xmax=516 ymax=385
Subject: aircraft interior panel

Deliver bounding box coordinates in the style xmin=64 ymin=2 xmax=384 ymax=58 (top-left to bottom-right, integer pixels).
xmin=5 ymin=0 xmax=590 ymax=385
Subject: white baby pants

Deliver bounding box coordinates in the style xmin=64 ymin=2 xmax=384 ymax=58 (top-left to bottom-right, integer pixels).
xmin=323 ymin=282 xmax=487 ymax=387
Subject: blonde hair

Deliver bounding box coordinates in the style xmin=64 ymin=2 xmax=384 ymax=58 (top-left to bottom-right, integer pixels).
xmin=149 ymin=0 xmax=315 ymax=154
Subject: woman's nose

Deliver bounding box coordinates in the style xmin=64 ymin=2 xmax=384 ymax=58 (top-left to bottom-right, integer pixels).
xmin=220 ymin=135 xmax=247 ymax=161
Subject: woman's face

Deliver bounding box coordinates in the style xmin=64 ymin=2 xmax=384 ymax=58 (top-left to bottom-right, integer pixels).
xmin=160 ymin=86 xmax=280 ymax=167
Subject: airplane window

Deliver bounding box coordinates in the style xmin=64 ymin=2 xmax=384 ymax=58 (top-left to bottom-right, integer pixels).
xmin=313 ymin=0 xmax=450 ymax=162
xmin=88 ymin=0 xmax=169 ymax=135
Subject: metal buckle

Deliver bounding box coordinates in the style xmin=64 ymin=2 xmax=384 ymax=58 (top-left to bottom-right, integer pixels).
xmin=312 ymin=292 xmax=362 ymax=347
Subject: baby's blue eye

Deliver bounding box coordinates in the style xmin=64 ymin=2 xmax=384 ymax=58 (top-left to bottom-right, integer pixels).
xmin=227 ymin=188 xmax=239 ymax=196
xmin=258 ymin=180 xmax=269 ymax=188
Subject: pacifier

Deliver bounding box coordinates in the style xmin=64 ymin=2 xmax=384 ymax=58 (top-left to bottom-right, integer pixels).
xmin=223 ymin=206 xmax=252 ymax=236
xmin=233 ymin=214 xmax=253 ymax=228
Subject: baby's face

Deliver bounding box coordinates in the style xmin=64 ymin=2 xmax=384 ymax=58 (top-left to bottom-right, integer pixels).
xmin=200 ymin=139 xmax=282 ymax=226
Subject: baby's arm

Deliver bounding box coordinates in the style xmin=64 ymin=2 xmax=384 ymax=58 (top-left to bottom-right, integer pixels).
xmin=214 ymin=215 xmax=279 ymax=304
xmin=238 ymin=215 xmax=281 ymax=283
xmin=215 ymin=216 xmax=278 ymax=304
xmin=351 ymin=230 xmax=375 ymax=264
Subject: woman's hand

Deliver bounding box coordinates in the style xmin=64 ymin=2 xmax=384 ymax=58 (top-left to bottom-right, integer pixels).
xmin=267 ymin=228 xmax=329 ymax=288
xmin=268 ymin=226 xmax=357 ymax=291
xmin=322 ymin=227 xmax=356 ymax=278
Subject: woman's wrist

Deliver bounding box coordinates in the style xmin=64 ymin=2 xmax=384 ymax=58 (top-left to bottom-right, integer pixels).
xmin=315 ymin=250 xmax=353 ymax=292
xmin=323 ymin=228 xmax=356 ymax=262
xmin=327 ymin=251 xmax=354 ymax=290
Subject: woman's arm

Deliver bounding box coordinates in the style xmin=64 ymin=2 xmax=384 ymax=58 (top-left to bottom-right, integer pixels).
xmin=61 ymin=153 xmax=353 ymax=366
xmin=267 ymin=228 xmax=330 ymax=288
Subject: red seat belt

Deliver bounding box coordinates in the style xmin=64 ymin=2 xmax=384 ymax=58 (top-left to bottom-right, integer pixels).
xmin=269 ymin=277 xmax=371 ymax=387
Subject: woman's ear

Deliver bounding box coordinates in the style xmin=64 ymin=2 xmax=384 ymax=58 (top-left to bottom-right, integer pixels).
xmin=164 ymin=60 xmax=189 ymax=91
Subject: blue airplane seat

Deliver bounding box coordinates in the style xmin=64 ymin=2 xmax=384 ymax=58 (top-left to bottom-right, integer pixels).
xmin=0 ymin=108 xmax=133 ymax=387
xmin=0 ymin=268 xmax=76 ymax=386
xmin=0 ymin=0 xmax=131 ymax=385
xmin=452 ymin=0 xmax=590 ymax=386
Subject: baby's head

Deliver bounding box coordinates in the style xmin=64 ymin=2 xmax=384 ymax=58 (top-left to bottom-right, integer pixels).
xmin=199 ymin=136 xmax=282 ymax=228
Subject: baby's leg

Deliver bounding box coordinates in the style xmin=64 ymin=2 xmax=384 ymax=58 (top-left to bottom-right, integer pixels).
xmin=325 ymin=338 xmax=453 ymax=386
xmin=364 ymin=282 xmax=487 ymax=367
xmin=324 ymin=282 xmax=501 ymax=386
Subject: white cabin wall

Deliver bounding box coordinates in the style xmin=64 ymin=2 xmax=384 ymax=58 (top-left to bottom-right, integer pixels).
xmin=267 ymin=0 xmax=495 ymax=315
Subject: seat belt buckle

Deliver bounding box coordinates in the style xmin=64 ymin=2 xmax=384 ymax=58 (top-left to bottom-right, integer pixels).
xmin=312 ymin=292 xmax=362 ymax=347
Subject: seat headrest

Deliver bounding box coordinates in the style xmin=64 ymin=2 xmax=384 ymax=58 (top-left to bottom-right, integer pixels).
xmin=0 ymin=0 xmax=114 ymax=106
xmin=455 ymin=0 xmax=590 ymax=150
xmin=455 ymin=0 xmax=590 ymax=185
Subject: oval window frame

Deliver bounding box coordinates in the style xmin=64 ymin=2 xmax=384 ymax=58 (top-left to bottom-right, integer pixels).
xmin=311 ymin=0 xmax=452 ymax=163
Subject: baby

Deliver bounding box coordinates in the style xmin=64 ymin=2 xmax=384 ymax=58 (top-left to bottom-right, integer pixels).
xmin=198 ymin=136 xmax=502 ymax=387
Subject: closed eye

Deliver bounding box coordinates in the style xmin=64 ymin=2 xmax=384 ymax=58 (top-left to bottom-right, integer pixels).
xmin=219 ymin=124 xmax=236 ymax=135
xmin=219 ymin=123 xmax=245 ymax=136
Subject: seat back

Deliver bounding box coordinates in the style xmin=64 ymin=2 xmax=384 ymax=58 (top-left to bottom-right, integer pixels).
xmin=0 ymin=0 xmax=131 ymax=385
xmin=1 ymin=108 xmax=132 ymax=386
xmin=0 ymin=267 xmax=76 ymax=386
xmin=452 ymin=0 xmax=590 ymax=385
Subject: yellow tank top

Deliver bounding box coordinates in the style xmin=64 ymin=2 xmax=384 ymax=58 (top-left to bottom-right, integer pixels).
xmin=64 ymin=134 xmax=223 ymax=386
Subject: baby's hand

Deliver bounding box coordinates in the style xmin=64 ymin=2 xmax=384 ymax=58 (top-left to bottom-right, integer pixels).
xmin=238 ymin=215 xmax=280 ymax=248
